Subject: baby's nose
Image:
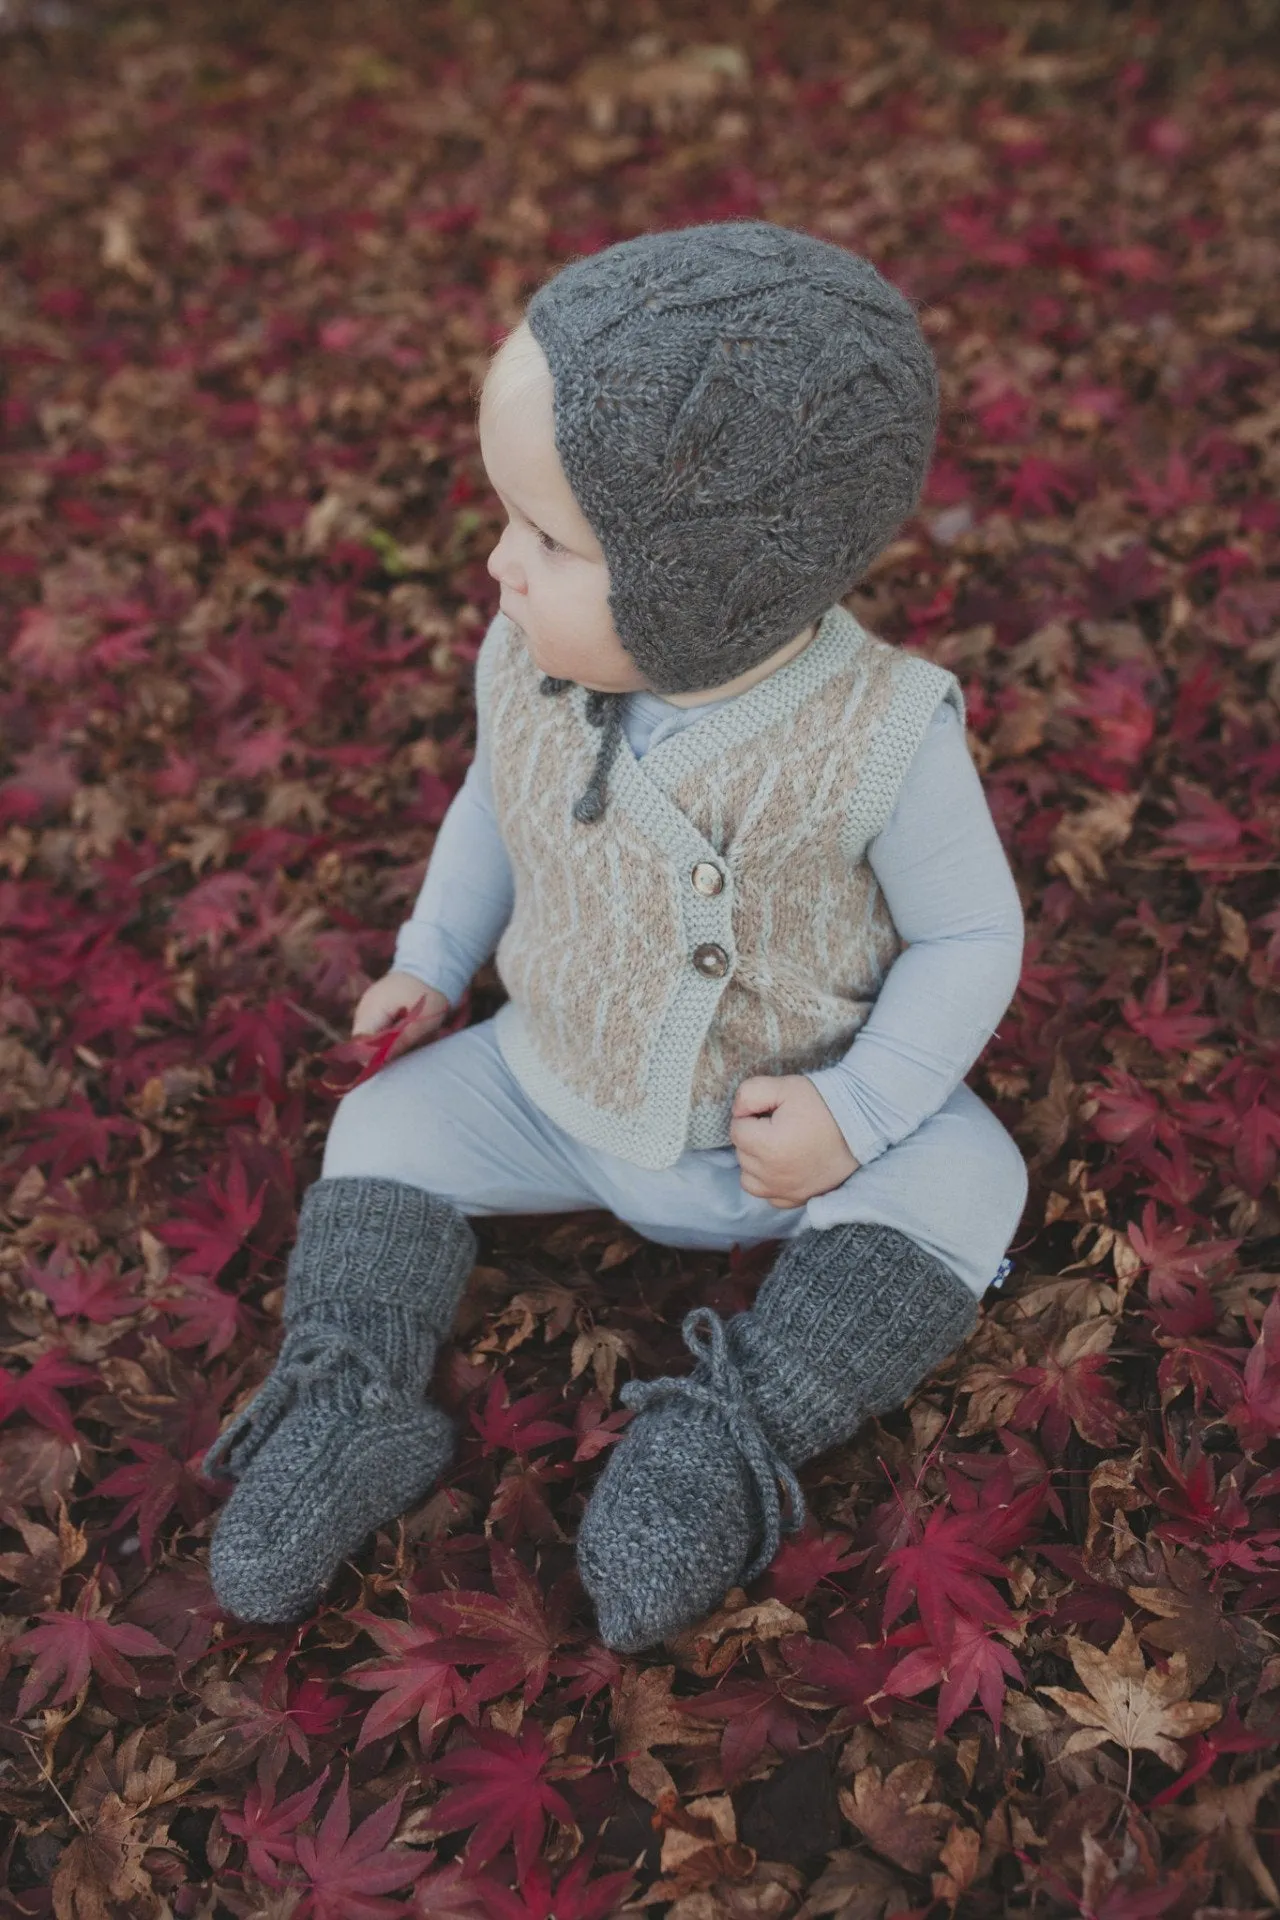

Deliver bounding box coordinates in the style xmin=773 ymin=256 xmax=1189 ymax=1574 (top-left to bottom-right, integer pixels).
xmin=485 ymin=529 xmax=521 ymax=588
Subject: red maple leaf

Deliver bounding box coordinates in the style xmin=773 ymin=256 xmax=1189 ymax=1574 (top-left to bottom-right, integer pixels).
xmin=1156 ymin=1339 xmax=1244 ymax=1416
xmin=415 ymin=1538 xmax=579 ymax=1711
xmin=153 ymin=1156 xmax=269 ymax=1282
xmin=12 ymin=1574 xmax=172 ymax=1713
xmin=291 ymin=1770 xmax=434 ymax=1918
xmin=93 ymin=1437 xmax=213 ymax=1565
xmin=1120 ymin=965 xmax=1218 ymax=1054
xmin=1144 ymin=1698 xmax=1273 ymax=1807
xmin=756 ymin=1522 xmax=870 ymax=1609
xmin=10 ymin=1089 xmax=136 ymax=1181
xmin=680 ymin=1670 xmax=826 ymax=1783
xmin=21 ymin=1244 xmax=143 ymax=1321
xmin=154 ymin=1265 xmax=254 ymax=1358
xmin=881 ymin=1613 xmax=1024 ymax=1734
xmin=0 ymin=1349 xmax=99 ymax=1443
xmin=785 ymin=1610 xmax=925 ymax=1726
xmin=881 ymin=1503 xmax=1016 ymax=1655
xmin=1126 ymin=1203 xmax=1239 ymax=1313
xmin=1006 ymin=1326 xmax=1129 ymax=1454
xmin=411 ymin=1843 xmax=638 ymax=1920
xmin=416 ymin=1719 xmax=578 ymax=1885
xmin=218 ymin=1751 xmax=330 ymax=1887
xmin=1226 ymin=1292 xmax=1280 ymax=1454
xmin=466 ymin=1375 xmax=577 ymax=1459
xmin=345 ymin=1602 xmax=480 ymax=1755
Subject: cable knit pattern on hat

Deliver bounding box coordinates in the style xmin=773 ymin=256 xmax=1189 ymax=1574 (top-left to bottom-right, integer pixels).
xmin=524 ymin=219 xmax=939 ymax=696
xmin=479 ymin=602 xmax=965 ymax=1170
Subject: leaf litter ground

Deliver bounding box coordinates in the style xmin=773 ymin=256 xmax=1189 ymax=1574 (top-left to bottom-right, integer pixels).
xmin=2 ymin=1 xmax=1280 ymax=1914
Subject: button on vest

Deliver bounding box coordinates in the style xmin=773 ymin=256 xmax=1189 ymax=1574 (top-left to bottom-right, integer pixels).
xmin=692 ymin=942 xmax=730 ymax=978
xmin=690 ymin=861 xmax=725 ymax=896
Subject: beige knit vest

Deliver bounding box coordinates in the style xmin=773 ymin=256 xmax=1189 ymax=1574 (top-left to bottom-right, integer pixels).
xmin=477 ymin=603 xmax=965 ymax=1170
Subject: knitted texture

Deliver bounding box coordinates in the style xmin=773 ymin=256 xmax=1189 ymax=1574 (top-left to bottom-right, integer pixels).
xmin=576 ymin=1221 xmax=978 ymax=1652
xmin=479 ymin=601 xmax=964 ymax=1170
xmin=524 ymin=220 xmax=939 ymax=697
xmin=204 ymin=1176 xmax=477 ymax=1623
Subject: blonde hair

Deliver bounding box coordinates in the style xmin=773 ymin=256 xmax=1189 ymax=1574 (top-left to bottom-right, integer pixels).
xmin=479 ymin=318 xmax=550 ymax=417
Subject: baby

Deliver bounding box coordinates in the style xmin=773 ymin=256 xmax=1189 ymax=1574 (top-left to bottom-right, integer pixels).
xmin=203 ymin=221 xmax=1028 ymax=1651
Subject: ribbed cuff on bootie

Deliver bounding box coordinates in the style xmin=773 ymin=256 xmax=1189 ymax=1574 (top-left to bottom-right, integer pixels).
xmin=719 ymin=1221 xmax=980 ymax=1468
xmin=280 ymin=1174 xmax=479 ymax=1390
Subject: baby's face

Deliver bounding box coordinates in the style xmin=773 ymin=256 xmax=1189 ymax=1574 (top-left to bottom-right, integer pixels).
xmin=478 ymin=337 xmax=651 ymax=694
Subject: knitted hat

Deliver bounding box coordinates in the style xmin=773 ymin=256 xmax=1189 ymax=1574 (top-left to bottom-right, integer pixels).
xmin=523 ymin=218 xmax=940 ymax=823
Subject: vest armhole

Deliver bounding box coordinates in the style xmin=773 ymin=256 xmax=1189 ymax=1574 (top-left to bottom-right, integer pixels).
xmin=839 ymin=657 xmax=967 ymax=866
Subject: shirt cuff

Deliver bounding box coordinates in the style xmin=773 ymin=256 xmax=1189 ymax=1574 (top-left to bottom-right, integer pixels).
xmin=801 ymin=1066 xmax=890 ymax=1169
xmin=390 ymin=926 xmax=475 ymax=1011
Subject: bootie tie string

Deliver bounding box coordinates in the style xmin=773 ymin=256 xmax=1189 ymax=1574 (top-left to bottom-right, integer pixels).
xmin=618 ymin=1305 xmax=807 ymax=1586
xmin=203 ymin=1325 xmax=399 ymax=1481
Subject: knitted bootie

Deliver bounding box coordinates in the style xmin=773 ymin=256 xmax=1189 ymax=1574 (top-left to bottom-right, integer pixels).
xmin=203 ymin=1175 xmax=478 ymax=1624
xmin=576 ymin=1221 xmax=979 ymax=1653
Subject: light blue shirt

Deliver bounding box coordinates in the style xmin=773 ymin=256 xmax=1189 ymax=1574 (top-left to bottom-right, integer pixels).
xmin=394 ymin=683 xmax=1024 ymax=1169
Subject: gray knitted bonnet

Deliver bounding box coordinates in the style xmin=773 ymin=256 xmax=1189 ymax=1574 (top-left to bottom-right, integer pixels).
xmin=522 ymin=219 xmax=940 ymax=824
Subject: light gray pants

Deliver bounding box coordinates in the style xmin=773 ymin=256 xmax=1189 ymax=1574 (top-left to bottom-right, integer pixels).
xmin=321 ymin=1016 xmax=1028 ymax=1299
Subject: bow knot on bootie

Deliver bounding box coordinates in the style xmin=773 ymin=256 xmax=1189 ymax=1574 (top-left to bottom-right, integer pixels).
xmin=203 ymin=1325 xmax=399 ymax=1483
xmin=618 ymin=1305 xmax=807 ymax=1586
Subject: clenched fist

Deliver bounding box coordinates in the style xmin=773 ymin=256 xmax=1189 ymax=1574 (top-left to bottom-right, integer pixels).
xmin=351 ymin=970 xmax=452 ymax=1066
xmin=730 ymin=1073 xmax=860 ymax=1209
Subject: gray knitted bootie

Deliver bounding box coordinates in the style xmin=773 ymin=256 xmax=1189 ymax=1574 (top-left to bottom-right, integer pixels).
xmin=576 ymin=1221 xmax=979 ymax=1653
xmin=203 ymin=1175 xmax=478 ymax=1624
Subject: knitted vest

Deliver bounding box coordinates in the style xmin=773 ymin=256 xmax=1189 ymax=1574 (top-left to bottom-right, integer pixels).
xmin=477 ymin=602 xmax=965 ymax=1171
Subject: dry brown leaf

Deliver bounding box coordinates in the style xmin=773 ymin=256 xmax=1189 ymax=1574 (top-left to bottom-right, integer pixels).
xmin=839 ymin=1760 xmax=952 ymax=1874
xmin=1048 ymin=789 xmax=1142 ymax=895
xmin=609 ymin=1663 xmax=720 ymax=1807
xmin=931 ymin=1821 xmax=982 ymax=1907
xmin=1153 ymin=1764 xmax=1280 ymax=1906
xmin=666 ymin=1589 xmax=810 ymax=1678
xmin=569 ymin=1322 xmax=638 ymax=1401
xmin=1038 ymin=1617 xmax=1221 ymax=1768
xmin=794 ymin=1845 xmax=913 ymax=1920
xmin=50 ymin=1793 xmax=167 ymax=1920
xmin=1130 ymin=1550 xmax=1280 ymax=1690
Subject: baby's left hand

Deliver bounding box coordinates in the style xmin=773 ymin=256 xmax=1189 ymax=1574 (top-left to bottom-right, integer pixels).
xmin=730 ymin=1074 xmax=860 ymax=1209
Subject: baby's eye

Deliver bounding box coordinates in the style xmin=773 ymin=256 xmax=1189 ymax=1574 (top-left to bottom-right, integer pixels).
xmin=536 ymin=529 xmax=564 ymax=555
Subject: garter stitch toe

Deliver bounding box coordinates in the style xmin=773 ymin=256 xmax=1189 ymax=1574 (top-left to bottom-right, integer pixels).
xmin=575 ymin=1306 xmax=805 ymax=1653
xmin=203 ymin=1175 xmax=478 ymax=1623
xmin=576 ymin=1220 xmax=979 ymax=1651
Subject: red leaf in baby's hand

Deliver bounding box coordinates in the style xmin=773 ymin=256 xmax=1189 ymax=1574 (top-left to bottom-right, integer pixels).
xmin=12 ymin=1574 xmax=172 ymax=1713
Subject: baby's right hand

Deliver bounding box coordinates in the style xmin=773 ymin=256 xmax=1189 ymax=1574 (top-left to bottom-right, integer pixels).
xmin=351 ymin=971 xmax=452 ymax=1065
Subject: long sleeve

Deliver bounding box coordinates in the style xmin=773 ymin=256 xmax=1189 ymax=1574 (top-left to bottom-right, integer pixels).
xmin=803 ymin=702 xmax=1024 ymax=1167
xmin=391 ymin=688 xmax=515 ymax=1010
